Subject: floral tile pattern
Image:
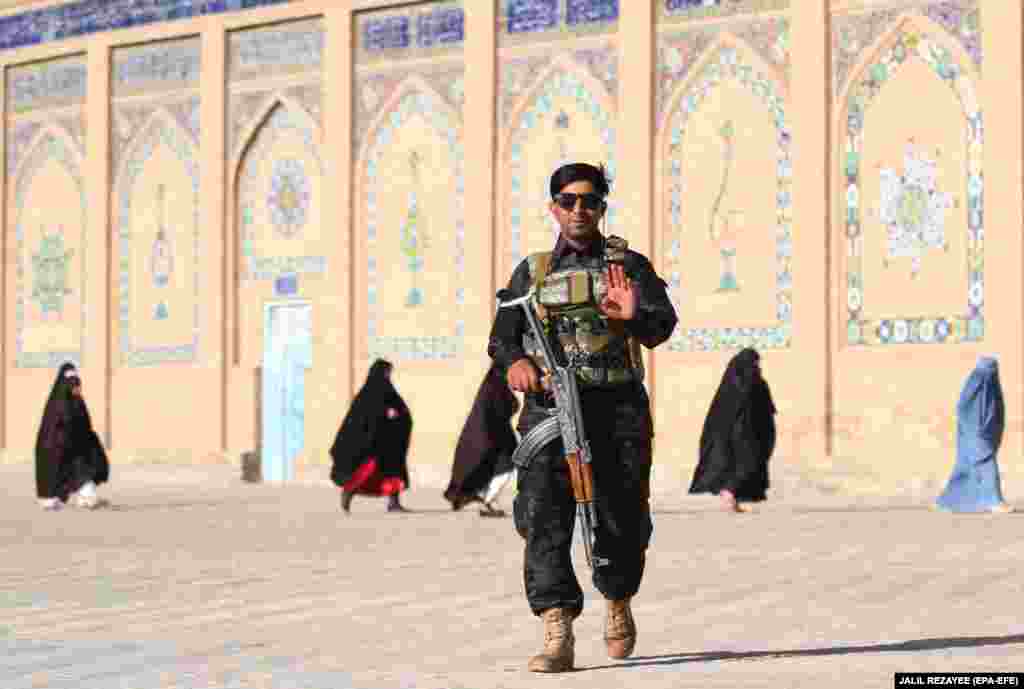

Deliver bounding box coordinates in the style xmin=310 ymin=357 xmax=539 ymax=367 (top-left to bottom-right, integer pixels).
xmin=498 ymin=46 xmax=618 ymax=128
xmin=117 ymin=115 xmax=202 ymax=366
xmin=238 ymin=105 xmax=327 ymax=283
xmin=661 ymin=46 xmax=793 ymax=352
xmin=355 ymin=2 xmax=465 ymax=362
xmin=656 ymin=15 xmax=789 ymax=129
xmin=842 ymin=24 xmax=983 ymax=346
xmin=13 ymin=131 xmax=88 ymax=369
xmin=362 ymin=90 xmax=466 ymax=361
xmin=831 ymin=0 xmax=980 ymax=101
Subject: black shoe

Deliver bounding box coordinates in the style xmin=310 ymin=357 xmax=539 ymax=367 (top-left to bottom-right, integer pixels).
xmin=341 ymin=491 xmax=354 ymax=513
xmin=387 ymin=495 xmax=409 ymax=513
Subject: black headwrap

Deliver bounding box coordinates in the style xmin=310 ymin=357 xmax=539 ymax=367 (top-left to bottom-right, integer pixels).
xmin=690 ymin=348 xmax=777 ymax=500
xmin=35 ymin=364 xmax=82 ymax=499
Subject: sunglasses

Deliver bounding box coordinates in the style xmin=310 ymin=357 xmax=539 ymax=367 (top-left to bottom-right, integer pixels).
xmin=553 ymin=192 xmax=606 ymax=212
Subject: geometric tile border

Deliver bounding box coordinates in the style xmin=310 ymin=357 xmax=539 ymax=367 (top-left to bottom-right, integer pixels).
xmin=13 ymin=130 xmax=87 ymax=368
xmin=363 ymin=85 xmax=465 ymax=361
xmin=663 ymin=45 xmax=793 ymax=352
xmin=116 ymin=113 xmax=201 ymax=366
xmin=842 ymin=25 xmax=983 ymax=346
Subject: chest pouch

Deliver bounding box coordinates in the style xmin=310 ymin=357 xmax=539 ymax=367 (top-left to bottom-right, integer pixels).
xmin=537 ymin=269 xmax=603 ymax=315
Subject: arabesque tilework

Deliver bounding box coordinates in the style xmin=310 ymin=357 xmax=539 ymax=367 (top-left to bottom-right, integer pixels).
xmin=7 ymin=55 xmax=89 ymax=370
xmin=656 ymin=10 xmax=791 ymax=352
xmin=111 ymin=38 xmax=202 ymax=366
xmin=356 ymin=2 xmax=465 ymax=362
xmin=229 ymin=18 xmax=325 ymax=344
xmin=116 ymin=114 xmax=201 ymax=366
xmin=13 ymin=130 xmax=88 ymax=369
xmin=831 ymin=0 xmax=981 ymax=101
xmin=840 ymin=19 xmax=984 ymax=346
xmin=237 ymin=104 xmax=327 ymax=283
xmin=661 ymin=41 xmax=792 ymax=352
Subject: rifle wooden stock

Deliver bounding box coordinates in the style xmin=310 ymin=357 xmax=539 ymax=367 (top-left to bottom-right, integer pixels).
xmin=565 ymin=452 xmax=594 ymax=504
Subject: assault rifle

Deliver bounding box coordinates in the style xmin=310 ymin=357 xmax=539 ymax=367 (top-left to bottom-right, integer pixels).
xmin=496 ymin=287 xmax=609 ymax=569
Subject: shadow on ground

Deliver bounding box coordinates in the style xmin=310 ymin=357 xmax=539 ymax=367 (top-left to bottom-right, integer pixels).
xmin=582 ymin=634 xmax=1024 ymax=671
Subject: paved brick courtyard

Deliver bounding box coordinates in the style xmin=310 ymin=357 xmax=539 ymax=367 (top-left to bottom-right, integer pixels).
xmin=1 ymin=463 xmax=1022 ymax=689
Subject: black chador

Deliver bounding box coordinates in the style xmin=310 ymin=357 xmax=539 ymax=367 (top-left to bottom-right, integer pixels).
xmin=35 ymin=364 xmax=110 ymax=510
xmin=689 ymin=348 xmax=776 ymax=510
xmin=444 ymin=364 xmax=520 ymax=516
xmin=330 ymin=359 xmax=413 ymax=513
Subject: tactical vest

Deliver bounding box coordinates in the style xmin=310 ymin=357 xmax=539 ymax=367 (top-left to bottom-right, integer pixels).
xmin=522 ymin=235 xmax=644 ymax=388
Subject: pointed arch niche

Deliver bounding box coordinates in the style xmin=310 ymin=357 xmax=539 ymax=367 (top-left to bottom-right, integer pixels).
xmin=656 ymin=34 xmax=792 ymax=354
xmin=233 ymin=96 xmax=326 ymax=365
xmin=113 ymin=108 xmax=201 ymax=367
xmin=837 ymin=14 xmax=983 ymax=347
xmin=354 ymin=75 xmax=465 ymax=362
xmin=10 ymin=125 xmax=87 ymax=368
xmin=498 ymin=55 xmax=617 ymax=279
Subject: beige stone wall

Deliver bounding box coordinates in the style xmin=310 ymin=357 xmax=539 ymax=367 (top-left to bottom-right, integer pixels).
xmin=0 ymin=0 xmax=1019 ymax=495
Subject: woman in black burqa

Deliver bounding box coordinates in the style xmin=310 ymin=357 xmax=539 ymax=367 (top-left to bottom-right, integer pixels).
xmin=689 ymin=348 xmax=776 ymax=512
xmin=35 ymin=363 xmax=110 ymax=510
xmin=444 ymin=363 xmax=520 ymax=517
xmin=330 ymin=359 xmax=413 ymax=513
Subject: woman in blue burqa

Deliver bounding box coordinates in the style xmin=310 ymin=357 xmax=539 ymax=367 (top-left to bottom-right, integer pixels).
xmin=689 ymin=348 xmax=776 ymax=512
xmin=935 ymin=356 xmax=1013 ymax=513
xmin=330 ymin=359 xmax=413 ymax=514
xmin=35 ymin=363 xmax=110 ymax=510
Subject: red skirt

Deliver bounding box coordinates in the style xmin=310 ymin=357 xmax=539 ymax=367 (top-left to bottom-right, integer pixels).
xmin=342 ymin=457 xmax=405 ymax=496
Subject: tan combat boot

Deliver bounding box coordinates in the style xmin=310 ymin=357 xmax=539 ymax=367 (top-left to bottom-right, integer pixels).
xmin=527 ymin=608 xmax=575 ymax=673
xmin=604 ymin=598 xmax=637 ymax=659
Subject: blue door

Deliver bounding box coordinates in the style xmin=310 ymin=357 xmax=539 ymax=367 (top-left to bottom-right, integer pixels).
xmin=262 ymin=301 xmax=313 ymax=483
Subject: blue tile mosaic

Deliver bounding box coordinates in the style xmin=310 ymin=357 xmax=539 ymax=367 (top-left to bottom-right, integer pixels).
xmin=416 ymin=6 xmax=464 ymax=48
xmin=566 ymin=0 xmax=619 ymax=26
xmin=0 ymin=0 xmax=294 ymax=53
xmin=362 ymin=15 xmax=410 ymax=52
xmin=506 ymin=0 xmax=559 ymax=34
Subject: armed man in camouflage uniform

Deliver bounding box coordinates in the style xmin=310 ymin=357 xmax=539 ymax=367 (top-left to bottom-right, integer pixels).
xmin=488 ymin=163 xmax=678 ymax=672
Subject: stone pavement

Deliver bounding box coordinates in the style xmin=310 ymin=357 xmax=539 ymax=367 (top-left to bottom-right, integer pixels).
xmin=1 ymin=463 xmax=1022 ymax=689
